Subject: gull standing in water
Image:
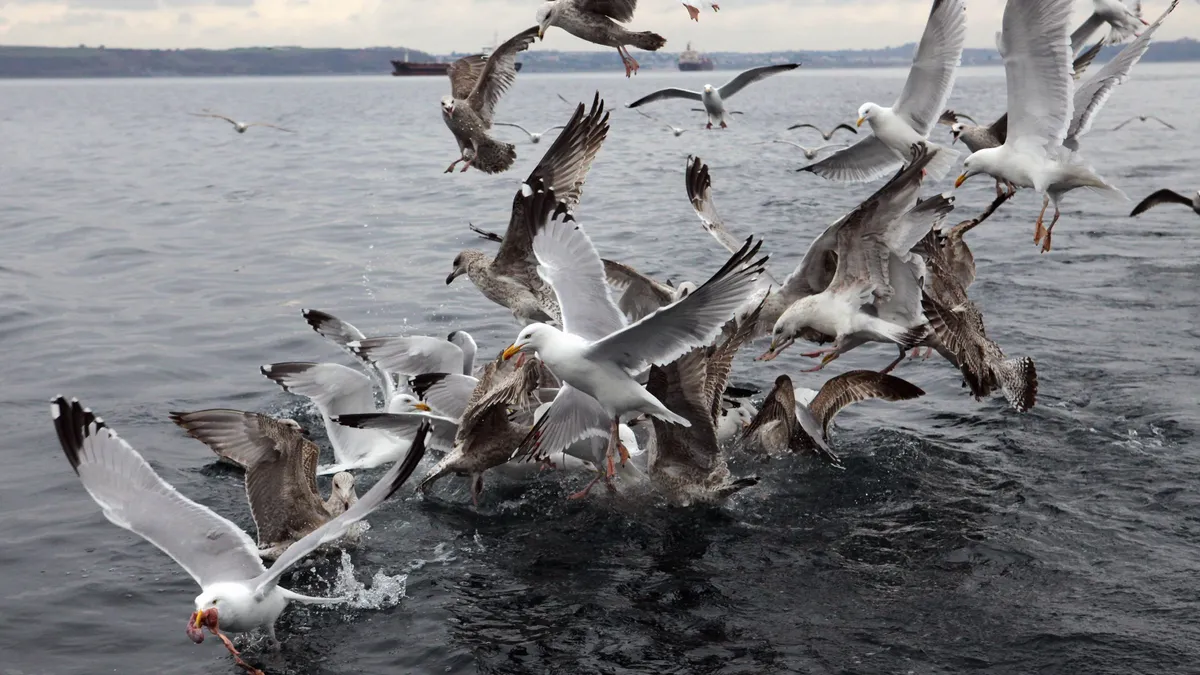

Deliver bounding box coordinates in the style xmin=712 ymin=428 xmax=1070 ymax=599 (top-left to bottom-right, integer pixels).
xmin=189 ymin=111 xmax=293 ymax=134
xmin=503 ymin=181 xmax=767 ymax=476
xmin=441 ymin=26 xmax=539 ymax=173
xmin=800 ymin=0 xmax=965 ymax=182
xmin=1130 ymin=188 xmax=1200 ymax=217
xmin=535 ymin=0 xmax=667 ymax=77
xmin=447 ymin=95 xmax=610 ymax=325
xmin=625 ymin=64 xmax=800 ymax=129
xmin=51 ymin=397 xmax=427 ymax=674
xmin=168 ymin=409 xmax=363 ymax=559
xmin=495 ymin=122 xmax=567 ymax=144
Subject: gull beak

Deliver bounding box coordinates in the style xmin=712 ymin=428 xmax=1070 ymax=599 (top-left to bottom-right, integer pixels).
xmin=502 ymin=344 xmax=522 ymax=361
xmin=186 ymin=610 xmax=207 ymax=643
xmin=537 ymin=27 xmax=544 ymax=39
xmin=445 ymin=267 xmax=465 ymax=285
xmin=954 ymin=173 xmax=969 ymax=188
xmin=855 ymin=116 xmax=865 ymax=127
xmin=413 ymin=402 xmax=431 ymax=412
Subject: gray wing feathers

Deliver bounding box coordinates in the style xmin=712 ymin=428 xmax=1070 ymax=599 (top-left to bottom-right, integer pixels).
xmin=468 ymin=26 xmax=539 ymax=125
xmin=627 ymin=88 xmax=703 ymax=108
xmin=261 ymin=362 xmax=376 ymax=417
xmin=334 ymin=412 xmax=459 ymax=452
xmin=799 ymin=135 xmax=904 ymax=183
xmin=349 ymin=336 xmax=463 ymax=377
xmin=894 ymin=0 xmax=968 ymax=134
xmin=717 ymin=64 xmax=800 ymax=99
xmin=511 ymin=384 xmax=609 ymax=461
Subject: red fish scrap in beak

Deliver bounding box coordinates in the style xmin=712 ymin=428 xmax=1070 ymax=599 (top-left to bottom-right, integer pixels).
xmin=186 ymin=607 xmax=218 ymax=643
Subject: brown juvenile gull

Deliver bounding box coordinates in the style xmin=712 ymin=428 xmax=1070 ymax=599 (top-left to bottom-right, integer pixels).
xmin=168 ymin=409 xmax=362 ymax=560
xmin=643 ymin=304 xmax=763 ymax=506
xmin=626 ymin=64 xmax=800 ymax=129
xmin=535 ymin=0 xmax=667 ymax=77
xmin=1070 ymin=0 xmax=1148 ymax=55
xmin=441 ymin=26 xmax=539 ymax=174
xmin=189 ymin=111 xmax=293 ymax=134
xmin=786 ymin=122 xmax=858 ymax=141
xmin=741 ymin=371 xmax=924 ymax=466
xmin=446 ymin=94 xmax=610 ymax=325
xmin=495 ymin=121 xmax=567 ymax=144
xmin=503 ymin=181 xmax=767 ymax=477
xmin=51 ymin=396 xmax=428 ymax=674
xmin=1111 ymin=114 xmax=1176 ymax=131
xmin=799 ymin=0 xmax=965 ymax=182
xmin=1130 ymin=188 xmax=1200 ymax=217
xmin=772 ymin=139 xmax=848 ymax=161
xmin=602 ymin=259 xmax=695 ymax=322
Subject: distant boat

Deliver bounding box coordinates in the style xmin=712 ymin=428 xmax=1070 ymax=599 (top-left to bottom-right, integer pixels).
xmin=678 ymin=42 xmax=714 ymax=71
xmin=390 ymin=44 xmax=522 ymax=77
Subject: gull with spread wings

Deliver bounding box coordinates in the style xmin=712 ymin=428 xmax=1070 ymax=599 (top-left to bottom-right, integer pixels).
xmin=189 ymin=111 xmax=293 ymax=134
xmin=495 ymin=121 xmax=567 ymax=144
xmin=626 ymin=64 xmax=799 ymax=129
xmin=786 ymin=121 xmax=858 ymax=141
xmin=1130 ymin=188 xmax=1200 ymax=217
xmin=535 ymin=0 xmax=667 ymax=77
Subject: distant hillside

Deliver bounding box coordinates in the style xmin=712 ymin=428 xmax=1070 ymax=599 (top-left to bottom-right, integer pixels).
xmin=1 ymin=39 xmax=1198 ymax=78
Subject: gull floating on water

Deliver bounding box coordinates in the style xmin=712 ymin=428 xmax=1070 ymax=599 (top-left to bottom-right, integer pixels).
xmin=504 ymin=180 xmax=767 ymax=478
xmin=1070 ymin=0 xmax=1147 ymax=55
xmin=772 ymin=140 xmax=848 ymax=161
xmin=1111 ymin=114 xmax=1176 ymax=131
xmin=189 ymin=111 xmax=293 ymax=134
xmin=535 ymin=0 xmax=667 ymax=77
xmin=800 ymin=0 xmax=965 ymax=182
xmin=447 ymin=94 xmax=610 ymax=325
xmin=50 ymin=397 xmax=427 ymax=675
xmin=626 ymin=64 xmax=799 ymax=129
xmin=786 ymin=122 xmax=858 ymax=141
xmin=742 ymin=371 xmax=925 ymax=466
xmin=441 ymin=26 xmax=538 ymax=173
xmin=495 ymin=122 xmax=567 ymax=144
xmin=1130 ymin=188 xmax=1200 ymax=217
xmin=168 ymin=409 xmax=362 ymax=559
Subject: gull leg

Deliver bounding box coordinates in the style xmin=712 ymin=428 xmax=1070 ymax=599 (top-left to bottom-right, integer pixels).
xmin=1033 ymin=195 xmax=1049 ymax=245
xmin=458 ymin=158 xmax=473 ymax=173
xmin=212 ymin=629 xmax=265 ymax=675
xmin=879 ymin=346 xmax=907 ymax=375
xmin=617 ymin=47 xmax=639 ymax=77
xmin=719 ymin=120 xmax=727 ymax=129
xmin=712 ymin=3 xmax=720 ymax=11
xmin=1041 ymin=207 xmax=1061 ymax=253
xmin=604 ymin=417 xmax=621 ymax=479
xmin=800 ymin=347 xmax=838 ymax=358
xmin=568 ymin=471 xmax=604 ymax=500
xmin=801 ymin=351 xmax=840 ymax=373
xmin=444 ymin=158 xmax=461 ymax=173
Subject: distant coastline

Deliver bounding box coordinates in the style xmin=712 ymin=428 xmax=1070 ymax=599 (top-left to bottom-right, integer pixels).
xmin=1 ymin=39 xmax=1198 ymax=78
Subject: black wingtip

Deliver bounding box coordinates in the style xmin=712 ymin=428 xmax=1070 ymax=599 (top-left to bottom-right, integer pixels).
xmin=51 ymin=395 xmax=100 ymax=475
xmin=389 ymin=421 xmax=431 ymax=499
xmin=409 ymin=372 xmax=450 ymax=399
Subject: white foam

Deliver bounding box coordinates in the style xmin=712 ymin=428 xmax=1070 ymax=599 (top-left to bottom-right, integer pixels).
xmin=331 ymin=550 xmax=408 ymax=611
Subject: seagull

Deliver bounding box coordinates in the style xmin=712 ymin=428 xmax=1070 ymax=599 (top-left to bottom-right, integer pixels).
xmin=644 ymin=303 xmax=763 ymax=506
xmin=955 ymin=0 xmax=1127 ymax=252
xmin=189 ymin=111 xmax=293 ymax=134
xmin=301 ymin=309 xmax=409 ymax=401
xmin=772 ymin=140 xmax=848 ymax=160
xmin=786 ymin=122 xmax=858 ymax=141
xmin=502 ymin=180 xmax=767 ymax=478
xmin=50 ymin=397 xmax=427 ymax=674
xmin=261 ymin=362 xmax=431 ymax=474
xmin=800 ymin=0 xmax=965 ymax=182
xmin=741 ymin=371 xmax=925 ymax=466
xmin=168 ymin=409 xmax=362 ymax=559
xmin=441 ymin=26 xmax=538 ymax=174
xmin=681 ymin=1 xmax=719 ymax=21
xmin=348 ymin=330 xmax=478 ymax=378
xmin=494 ymin=122 xmax=567 ymax=143
xmin=625 ymin=64 xmax=800 ymax=129
xmin=1111 ymin=114 xmax=1176 ymax=131
xmin=447 ymin=94 xmax=610 ymax=325
xmin=535 ymin=0 xmax=667 ymax=77
xmin=602 ymin=258 xmax=695 ymax=322
xmin=634 ymin=108 xmax=687 ymax=136
xmin=1070 ymin=0 xmax=1148 ymax=55
xmin=1130 ymin=188 xmax=1200 ymax=217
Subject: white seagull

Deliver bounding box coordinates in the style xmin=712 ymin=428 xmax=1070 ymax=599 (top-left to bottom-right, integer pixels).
xmin=625 ymin=64 xmax=800 ymax=129
xmin=495 ymin=122 xmax=568 ymax=143
xmin=189 ymin=111 xmax=293 ymax=134
xmin=50 ymin=397 xmax=427 ymax=674
xmin=772 ymin=139 xmax=848 ymax=160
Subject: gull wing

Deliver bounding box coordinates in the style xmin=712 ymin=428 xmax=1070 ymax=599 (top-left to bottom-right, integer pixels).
xmin=646 ymin=349 xmax=720 ymax=473
xmin=685 ymin=156 xmax=782 ymax=287
xmin=1069 ymin=13 xmax=1107 ymax=56
xmin=511 ymin=383 xmax=609 ymax=461
xmin=349 ymin=335 xmax=463 ymax=377
xmin=333 ymin=412 xmax=459 ymax=453
xmin=807 ymin=370 xmax=925 ymax=439
xmin=458 ymin=358 xmax=542 ymax=440
xmin=580 ymin=0 xmax=638 ymax=22
xmin=302 ymin=308 xmax=395 ymax=398
xmin=448 ymin=55 xmax=487 ymax=100
xmin=893 ymin=0 xmax=968 ymax=134
xmin=998 ymin=0 xmax=1076 ymax=155
xmin=494 ymin=122 xmax=532 ymax=136
xmin=602 ymin=258 xmax=677 ymax=322
xmin=703 ymin=299 xmax=764 ymax=419
xmin=1130 ymin=189 xmax=1193 ymax=216
xmin=468 ymin=26 xmax=539 ymax=125
xmin=410 ymin=372 xmax=479 ymax=420
xmin=168 ymin=408 xmax=313 ymax=477
xmin=52 ymin=397 xmax=266 ymax=588
xmin=252 ymin=422 xmax=430 ymax=596
xmin=741 ymin=374 xmax=796 ymax=441
xmin=627 ymin=88 xmax=703 ymax=108
xmin=717 ymin=64 xmax=799 ymax=99
xmin=798 ymin=135 xmax=904 ymax=183
xmin=261 ymin=362 xmax=376 ymax=417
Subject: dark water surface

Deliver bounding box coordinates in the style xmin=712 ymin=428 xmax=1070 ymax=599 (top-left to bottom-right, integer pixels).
xmin=1 ymin=65 xmax=1199 ymax=674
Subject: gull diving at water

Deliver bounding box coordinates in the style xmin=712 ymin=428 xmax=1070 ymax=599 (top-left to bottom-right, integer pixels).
xmin=786 ymin=122 xmax=858 ymax=141
xmin=168 ymin=409 xmax=362 ymax=559
xmin=800 ymin=0 xmax=965 ymax=182
xmin=772 ymin=140 xmax=847 ymax=160
xmin=1130 ymin=188 xmax=1200 ymax=217
xmin=625 ymin=63 xmax=800 ymax=129
xmin=441 ymin=26 xmax=539 ymax=173
xmin=51 ymin=397 xmax=428 ymax=675
xmin=1070 ymin=0 xmax=1148 ymax=55
xmin=495 ymin=122 xmax=567 ymax=143
xmin=189 ymin=111 xmax=293 ymax=134
xmin=535 ymin=0 xmax=667 ymax=76
xmin=1111 ymin=114 xmax=1176 ymax=131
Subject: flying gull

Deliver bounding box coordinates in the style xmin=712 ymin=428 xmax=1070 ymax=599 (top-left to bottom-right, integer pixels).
xmin=602 ymin=258 xmax=695 ymax=322
xmin=447 ymin=94 xmax=610 ymax=325
xmin=682 ymin=1 xmax=719 ymax=21
xmin=189 ymin=111 xmax=293 ymax=134
xmin=441 ymin=26 xmax=539 ymax=173
xmin=625 ymin=64 xmax=800 ymax=129
xmin=168 ymin=409 xmax=362 ymax=559
xmin=495 ymin=122 xmax=568 ymax=143
xmin=1070 ymin=0 xmax=1147 ymax=55
xmin=772 ymin=140 xmax=848 ymax=160
xmin=799 ymin=0 xmax=965 ymax=182
xmin=535 ymin=0 xmax=667 ymax=77
xmin=741 ymin=371 xmax=925 ymax=466
xmin=786 ymin=122 xmax=858 ymax=141
xmin=503 ymin=181 xmax=767 ymax=477
xmin=1130 ymin=188 xmax=1200 ymax=217
xmin=634 ymin=108 xmax=687 ymax=136
xmin=51 ymin=397 xmax=427 ymax=674
xmin=301 ymin=308 xmax=411 ymax=402
xmin=1111 ymin=114 xmax=1176 ymax=131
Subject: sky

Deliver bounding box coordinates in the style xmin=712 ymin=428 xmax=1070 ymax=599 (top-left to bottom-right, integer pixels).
xmin=1 ymin=0 xmax=1197 ymax=53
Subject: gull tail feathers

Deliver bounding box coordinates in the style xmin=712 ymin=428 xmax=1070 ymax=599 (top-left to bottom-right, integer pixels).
xmin=280 ymin=589 xmax=347 ymax=605
xmin=996 ymin=356 xmax=1038 ymax=412
xmin=919 ymin=143 xmax=960 ymax=181
xmin=472 ymin=138 xmax=518 ymax=174
xmin=630 ymin=31 xmax=667 ymax=51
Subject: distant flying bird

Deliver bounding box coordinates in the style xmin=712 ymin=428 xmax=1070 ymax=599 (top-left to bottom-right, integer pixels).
xmin=189 ymin=111 xmax=293 ymax=134
xmin=682 ymin=2 xmax=719 ymax=21
xmin=772 ymin=140 xmax=847 ymax=160
xmin=786 ymin=122 xmax=858 ymax=141
xmin=494 ymin=122 xmax=567 ymax=143
xmin=625 ymin=63 xmax=800 ymax=129
xmin=1129 ymin=188 xmax=1200 ymax=217
xmin=535 ymin=0 xmax=667 ymax=77
xmin=1111 ymin=114 xmax=1176 ymax=130
xmin=634 ymin=108 xmax=687 ymax=136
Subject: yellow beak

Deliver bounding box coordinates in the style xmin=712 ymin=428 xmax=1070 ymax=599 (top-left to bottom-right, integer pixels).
xmin=502 ymin=344 xmax=521 ymax=361
xmin=413 ymin=402 xmax=431 ymax=412
xmin=537 ymin=28 xmax=544 ymax=39
xmin=193 ymin=611 xmax=204 ymax=628
xmin=855 ymin=116 xmax=865 ymax=127
xmin=954 ymin=173 xmax=968 ymax=188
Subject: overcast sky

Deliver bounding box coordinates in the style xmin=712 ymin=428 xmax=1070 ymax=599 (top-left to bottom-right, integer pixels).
xmin=1 ymin=1 xmax=1196 ymax=53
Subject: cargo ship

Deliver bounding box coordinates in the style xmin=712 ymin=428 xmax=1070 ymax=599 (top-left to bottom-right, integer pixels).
xmin=391 ymin=43 xmax=523 ymax=77
xmin=677 ymin=42 xmax=714 ymax=71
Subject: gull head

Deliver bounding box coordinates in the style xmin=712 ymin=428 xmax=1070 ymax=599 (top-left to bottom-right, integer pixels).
xmin=446 ymin=250 xmax=481 ymax=285
xmin=536 ymin=3 xmax=556 ymax=39
xmin=703 ymin=84 xmax=714 ymax=93
xmin=674 ymin=281 xmax=696 ymax=300
xmin=759 ymin=297 xmax=819 ymax=361
xmin=440 ymin=96 xmax=455 ymax=116
xmin=189 ymin=585 xmax=248 ymax=643
xmin=503 ymin=323 xmax=555 ymax=360
xmin=856 ymin=102 xmax=880 ymax=127
xmin=328 ymin=472 xmax=358 ymax=515
xmin=388 ymin=393 xmax=431 ymax=414
xmin=447 ymin=329 xmax=477 ymax=354
xmin=955 ymin=151 xmax=991 ymax=188
xmin=280 ymin=417 xmax=308 ymax=437
xmin=950 ymin=122 xmax=964 ymax=144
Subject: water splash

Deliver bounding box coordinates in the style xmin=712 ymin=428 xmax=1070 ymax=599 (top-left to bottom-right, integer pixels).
xmin=405 ymin=542 xmax=458 ymax=573
xmin=331 ymin=550 xmax=408 ymax=610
